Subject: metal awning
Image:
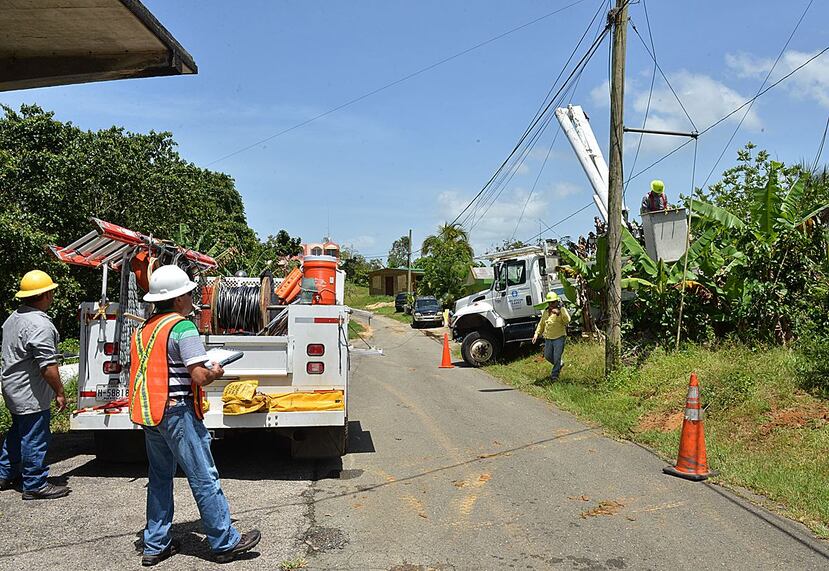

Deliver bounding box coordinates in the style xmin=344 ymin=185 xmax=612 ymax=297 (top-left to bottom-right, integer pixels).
xmin=49 ymin=218 xmax=217 ymax=271
xmin=1 ymin=0 xmax=197 ymax=92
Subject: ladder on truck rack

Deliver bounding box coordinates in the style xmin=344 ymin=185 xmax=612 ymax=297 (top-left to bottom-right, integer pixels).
xmin=48 ymin=218 xmax=217 ymax=270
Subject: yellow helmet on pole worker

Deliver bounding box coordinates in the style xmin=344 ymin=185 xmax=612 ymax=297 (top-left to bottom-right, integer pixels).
xmin=15 ymin=270 xmax=58 ymax=299
xmin=650 ymin=179 xmax=665 ymax=194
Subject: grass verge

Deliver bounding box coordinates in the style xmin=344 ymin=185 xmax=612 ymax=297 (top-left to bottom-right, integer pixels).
xmin=486 ymin=341 xmax=829 ymax=538
xmin=344 ymin=283 xmax=411 ymax=325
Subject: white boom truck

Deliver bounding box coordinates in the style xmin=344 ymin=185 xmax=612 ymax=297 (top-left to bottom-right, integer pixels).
xmin=51 ymin=219 xmax=350 ymax=460
xmin=451 ymin=105 xmax=618 ymax=367
xmin=450 ymin=241 xmax=563 ymax=367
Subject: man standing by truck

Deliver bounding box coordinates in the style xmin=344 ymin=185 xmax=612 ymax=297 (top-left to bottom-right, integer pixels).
xmin=0 ymin=270 xmax=70 ymax=500
xmin=531 ymin=292 xmax=570 ymax=382
xmin=130 ymin=265 xmax=260 ymax=566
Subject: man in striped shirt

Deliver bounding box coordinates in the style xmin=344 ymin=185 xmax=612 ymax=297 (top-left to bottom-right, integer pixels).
xmin=132 ymin=265 xmax=260 ymax=566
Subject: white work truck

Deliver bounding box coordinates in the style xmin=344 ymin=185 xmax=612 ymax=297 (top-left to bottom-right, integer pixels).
xmin=52 ymin=219 xmax=350 ymax=460
xmin=450 ymin=241 xmax=563 ymax=367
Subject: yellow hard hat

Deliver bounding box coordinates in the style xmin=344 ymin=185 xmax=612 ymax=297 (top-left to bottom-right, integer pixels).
xmin=15 ymin=270 xmax=58 ymax=299
xmin=650 ymin=179 xmax=665 ymax=194
xmin=533 ymin=291 xmax=560 ymax=310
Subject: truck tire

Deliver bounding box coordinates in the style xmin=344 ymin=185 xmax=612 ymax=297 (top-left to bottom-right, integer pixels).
xmin=93 ymin=430 xmax=147 ymax=463
xmin=461 ymin=330 xmax=500 ymax=367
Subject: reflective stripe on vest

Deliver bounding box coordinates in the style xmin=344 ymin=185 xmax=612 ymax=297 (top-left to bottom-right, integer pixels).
xmin=129 ymin=313 xmax=183 ymax=426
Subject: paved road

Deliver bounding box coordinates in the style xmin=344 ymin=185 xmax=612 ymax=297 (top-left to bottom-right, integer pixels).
xmin=0 ymin=314 xmax=827 ymax=570
xmin=309 ymin=316 xmax=829 ymax=570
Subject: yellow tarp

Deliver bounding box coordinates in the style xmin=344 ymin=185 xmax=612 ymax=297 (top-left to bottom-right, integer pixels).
xmin=221 ymin=380 xmax=259 ymax=402
xmin=220 ymin=383 xmax=344 ymax=415
xmin=266 ymin=391 xmax=345 ymax=412
xmin=222 ymin=394 xmax=268 ymax=415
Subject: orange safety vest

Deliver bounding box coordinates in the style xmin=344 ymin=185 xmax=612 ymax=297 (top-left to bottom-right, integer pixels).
xmin=129 ymin=312 xmax=206 ymax=426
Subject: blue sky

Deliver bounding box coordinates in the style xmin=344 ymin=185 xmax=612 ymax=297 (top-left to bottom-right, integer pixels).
xmin=4 ymin=0 xmax=829 ymax=259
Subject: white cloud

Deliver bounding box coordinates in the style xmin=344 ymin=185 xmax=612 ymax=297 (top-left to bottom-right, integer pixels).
xmin=622 ymin=70 xmax=762 ymax=153
xmin=437 ymin=187 xmax=548 ymax=254
xmin=515 ymin=163 xmax=530 ymax=175
xmin=726 ymin=49 xmax=829 ymax=108
xmin=550 ymin=181 xmax=582 ymax=198
xmin=590 ymin=79 xmax=610 ymax=109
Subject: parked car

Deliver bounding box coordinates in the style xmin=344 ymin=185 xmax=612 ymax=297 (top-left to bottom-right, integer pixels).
xmin=395 ymin=292 xmax=411 ymax=313
xmin=411 ymin=296 xmax=443 ymax=328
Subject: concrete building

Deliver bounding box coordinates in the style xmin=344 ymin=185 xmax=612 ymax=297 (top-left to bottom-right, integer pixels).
xmin=368 ymin=268 xmax=424 ymax=296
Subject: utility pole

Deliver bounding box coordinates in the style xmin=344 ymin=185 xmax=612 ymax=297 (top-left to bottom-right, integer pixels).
xmin=406 ymin=228 xmax=412 ymax=294
xmin=605 ymin=0 xmax=628 ymax=375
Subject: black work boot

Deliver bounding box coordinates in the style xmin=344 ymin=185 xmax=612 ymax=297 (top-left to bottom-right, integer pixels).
xmin=141 ymin=539 xmax=180 ymax=567
xmin=0 ymin=478 xmax=18 ymax=491
xmin=214 ymin=529 xmax=261 ymax=564
xmin=22 ymin=482 xmax=70 ymax=500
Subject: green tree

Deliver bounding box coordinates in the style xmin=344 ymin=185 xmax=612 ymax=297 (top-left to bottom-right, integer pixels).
xmin=0 ymin=104 xmax=258 ymax=335
xmin=340 ymin=246 xmax=383 ymax=286
xmin=387 ymin=235 xmax=410 ymax=269
xmin=419 ymin=223 xmax=474 ymax=306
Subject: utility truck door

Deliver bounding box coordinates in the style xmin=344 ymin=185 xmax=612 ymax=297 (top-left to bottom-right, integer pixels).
xmin=493 ymin=260 xmax=532 ymax=320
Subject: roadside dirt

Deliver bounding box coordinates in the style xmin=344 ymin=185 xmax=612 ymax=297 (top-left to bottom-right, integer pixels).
xmin=365 ymin=301 xmax=394 ymax=310
xmin=635 ymin=410 xmax=684 ymax=433
xmin=760 ymin=401 xmax=829 ymax=435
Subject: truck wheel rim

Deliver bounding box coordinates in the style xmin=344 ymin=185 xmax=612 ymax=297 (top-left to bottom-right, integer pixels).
xmin=470 ymin=339 xmax=493 ymax=362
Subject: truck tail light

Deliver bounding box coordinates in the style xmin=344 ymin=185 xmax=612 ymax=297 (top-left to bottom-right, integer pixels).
xmin=306 ymin=362 xmax=324 ymax=375
xmin=103 ymin=361 xmax=122 ymax=374
xmin=104 ymin=342 xmax=119 ymax=355
xmin=306 ymin=343 xmax=325 ymax=356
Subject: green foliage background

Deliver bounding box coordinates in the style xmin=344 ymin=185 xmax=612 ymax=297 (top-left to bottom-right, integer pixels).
xmin=0 ymin=104 xmax=295 ymax=335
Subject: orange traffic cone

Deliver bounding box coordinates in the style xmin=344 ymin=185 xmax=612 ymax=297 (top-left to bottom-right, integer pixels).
xmin=663 ymin=373 xmax=716 ymax=481
xmin=439 ymin=333 xmax=454 ymax=369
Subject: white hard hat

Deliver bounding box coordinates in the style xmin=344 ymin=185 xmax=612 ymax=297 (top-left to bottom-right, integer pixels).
xmin=143 ymin=265 xmax=197 ymax=302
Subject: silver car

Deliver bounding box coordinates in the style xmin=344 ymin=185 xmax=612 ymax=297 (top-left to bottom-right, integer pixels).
xmin=412 ymin=296 xmax=443 ymax=328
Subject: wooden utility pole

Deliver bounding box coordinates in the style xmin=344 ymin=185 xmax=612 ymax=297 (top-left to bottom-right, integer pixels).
xmin=605 ymin=0 xmax=628 ymax=375
xmin=406 ymin=228 xmax=412 ymax=293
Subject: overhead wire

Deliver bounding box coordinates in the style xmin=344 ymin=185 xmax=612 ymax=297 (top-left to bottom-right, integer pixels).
xmin=811 ymin=115 xmax=829 ymax=174
xmin=509 ymin=0 xmax=610 ymax=241
xmin=622 ymin=0 xmax=656 ymax=201
xmin=206 ymin=0 xmax=591 ymax=166
xmin=459 ymin=22 xmax=612 ymax=232
xmin=627 ymin=45 xmax=829 ymax=184
xmin=521 ymin=201 xmax=595 ymax=244
xmin=449 ymin=22 xmax=612 ymax=230
xmin=699 ymin=0 xmax=815 ymax=190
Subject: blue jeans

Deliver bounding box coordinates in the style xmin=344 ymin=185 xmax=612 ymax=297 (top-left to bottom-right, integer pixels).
xmin=543 ymin=337 xmax=566 ymax=380
xmin=0 ymin=409 xmax=51 ymax=491
xmin=142 ymin=399 xmax=240 ymax=555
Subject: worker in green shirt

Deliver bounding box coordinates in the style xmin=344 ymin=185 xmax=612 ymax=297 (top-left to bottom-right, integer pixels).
xmin=531 ymin=292 xmax=570 ymax=381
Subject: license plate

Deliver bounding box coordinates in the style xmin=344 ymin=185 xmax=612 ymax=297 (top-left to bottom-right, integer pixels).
xmin=95 ymin=384 xmax=128 ymax=402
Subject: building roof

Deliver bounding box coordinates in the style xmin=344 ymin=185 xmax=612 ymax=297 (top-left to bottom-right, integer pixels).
xmin=1 ymin=0 xmax=197 ymax=92
xmin=368 ymin=267 xmax=425 ymax=276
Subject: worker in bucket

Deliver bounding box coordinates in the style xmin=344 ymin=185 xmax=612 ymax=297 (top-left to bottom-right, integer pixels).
xmin=641 ymin=179 xmax=669 ymax=213
xmin=129 ymin=265 xmax=260 ymax=566
xmin=0 ymin=270 xmax=70 ymax=500
xmin=531 ymin=292 xmax=570 ymax=382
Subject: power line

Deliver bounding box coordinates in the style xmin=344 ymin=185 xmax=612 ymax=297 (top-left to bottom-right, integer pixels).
xmin=811 ymin=114 xmax=829 ymax=173
xmin=699 ymin=0 xmax=815 ymax=189
xmin=509 ymin=2 xmax=609 ymax=241
xmin=623 ymin=0 xmax=656 ymax=200
xmin=628 ymin=45 xmax=829 ymax=184
xmin=455 ymin=23 xmax=611 ymax=231
xmin=521 ymin=201 xmax=594 ymax=244
xmin=205 ymin=0 xmax=591 ymax=166
xmin=629 ymin=20 xmax=698 ymax=132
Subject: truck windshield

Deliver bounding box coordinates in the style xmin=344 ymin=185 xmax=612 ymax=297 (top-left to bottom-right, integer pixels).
xmin=415 ymin=299 xmax=440 ymax=311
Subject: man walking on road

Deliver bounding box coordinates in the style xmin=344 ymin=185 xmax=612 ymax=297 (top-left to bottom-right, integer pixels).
xmin=0 ymin=270 xmax=70 ymax=500
xmin=532 ymin=292 xmax=570 ymax=382
xmin=130 ymin=265 xmax=260 ymax=566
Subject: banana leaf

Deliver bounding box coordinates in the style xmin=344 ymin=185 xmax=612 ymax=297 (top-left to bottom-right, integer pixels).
xmin=621 ymin=227 xmax=657 ymax=278
xmin=751 ymin=166 xmax=781 ymax=241
xmin=559 ymin=273 xmax=579 ymax=303
xmin=556 ymin=244 xmax=589 ymax=276
xmin=690 ymin=199 xmax=746 ymax=231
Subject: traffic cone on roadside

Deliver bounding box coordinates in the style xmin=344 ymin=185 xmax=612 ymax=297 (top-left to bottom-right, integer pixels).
xmin=439 ymin=333 xmax=454 ymax=369
xmin=663 ymin=373 xmax=716 ymax=481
